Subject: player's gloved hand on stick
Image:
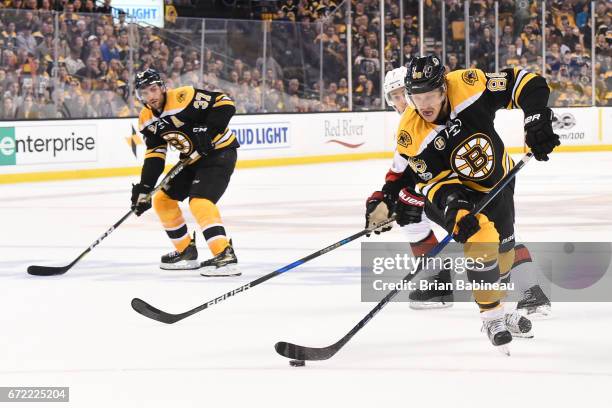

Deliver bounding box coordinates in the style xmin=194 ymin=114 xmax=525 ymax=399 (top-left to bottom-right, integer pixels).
xmin=395 ymin=188 xmax=425 ymax=227
xmin=524 ymin=107 xmax=560 ymax=161
xmin=131 ymin=183 xmax=153 ymax=216
xmin=365 ymin=191 xmax=395 ymax=236
xmin=194 ymin=129 xmax=214 ymax=156
xmin=444 ymin=195 xmax=480 ymax=243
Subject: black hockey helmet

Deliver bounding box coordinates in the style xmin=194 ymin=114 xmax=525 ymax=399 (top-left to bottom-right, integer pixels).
xmin=135 ymin=68 xmax=165 ymax=102
xmin=405 ymin=55 xmax=446 ymax=95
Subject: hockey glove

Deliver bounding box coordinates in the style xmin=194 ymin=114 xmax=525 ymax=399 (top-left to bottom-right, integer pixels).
xmin=524 ymin=107 xmax=560 ymax=161
xmin=194 ymin=128 xmax=215 ymax=156
xmin=131 ymin=183 xmax=153 ymax=216
xmin=365 ymin=191 xmax=395 ymax=236
xmin=444 ymin=195 xmax=480 ymax=243
xmin=395 ymin=188 xmax=425 ymax=226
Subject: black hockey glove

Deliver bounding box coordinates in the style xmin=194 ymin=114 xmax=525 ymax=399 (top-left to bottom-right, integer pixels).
xmin=524 ymin=107 xmax=560 ymax=161
xmin=194 ymin=128 xmax=215 ymax=156
xmin=365 ymin=191 xmax=395 ymax=236
xmin=395 ymin=188 xmax=425 ymax=227
xmin=444 ymin=195 xmax=480 ymax=244
xmin=131 ymin=183 xmax=153 ymax=216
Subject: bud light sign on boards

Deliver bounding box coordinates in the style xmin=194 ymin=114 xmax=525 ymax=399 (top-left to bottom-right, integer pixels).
xmin=112 ymin=0 xmax=164 ymax=28
xmin=231 ymin=122 xmax=291 ymax=150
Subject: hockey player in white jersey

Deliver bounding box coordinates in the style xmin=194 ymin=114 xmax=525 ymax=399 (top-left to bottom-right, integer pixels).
xmin=365 ymin=66 xmax=453 ymax=309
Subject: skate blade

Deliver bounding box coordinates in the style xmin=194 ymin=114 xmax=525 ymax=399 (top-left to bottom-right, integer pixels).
xmin=497 ymin=345 xmax=511 ymax=356
xmin=518 ymin=305 xmax=552 ymax=319
xmin=200 ymin=264 xmax=241 ymax=277
xmin=409 ymin=301 xmax=454 ymax=310
xmin=159 ymin=260 xmax=201 ymax=270
xmin=511 ymin=330 xmax=534 ymax=339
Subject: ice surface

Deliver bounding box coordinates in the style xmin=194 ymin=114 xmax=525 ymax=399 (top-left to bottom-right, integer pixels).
xmin=1 ymin=152 xmax=612 ymax=407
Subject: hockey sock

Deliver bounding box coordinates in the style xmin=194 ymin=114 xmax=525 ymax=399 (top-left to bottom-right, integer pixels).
xmin=467 ymin=257 xmax=504 ymax=312
xmin=462 ymin=214 xmax=504 ymax=312
xmin=410 ymin=230 xmax=438 ymax=257
xmin=499 ymin=248 xmax=515 ymax=284
xmin=153 ymin=190 xmax=191 ymax=252
xmin=511 ymin=244 xmax=537 ymax=291
xmin=189 ymin=198 xmax=229 ymax=255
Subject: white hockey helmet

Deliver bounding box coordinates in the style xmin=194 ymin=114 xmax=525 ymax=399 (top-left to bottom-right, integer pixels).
xmin=383 ymin=66 xmax=408 ymax=108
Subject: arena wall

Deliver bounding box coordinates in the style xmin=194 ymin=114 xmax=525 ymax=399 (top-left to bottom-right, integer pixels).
xmin=1 ymin=107 xmax=610 ymax=184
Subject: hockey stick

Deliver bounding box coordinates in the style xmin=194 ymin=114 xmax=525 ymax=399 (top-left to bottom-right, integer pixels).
xmin=131 ymin=217 xmax=396 ymax=324
xmin=275 ymin=152 xmax=534 ymax=361
xmin=27 ymin=152 xmax=200 ymax=276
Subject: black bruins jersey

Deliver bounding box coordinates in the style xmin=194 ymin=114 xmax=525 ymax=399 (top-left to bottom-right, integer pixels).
xmin=396 ymin=67 xmax=549 ymax=208
xmin=138 ymin=86 xmax=239 ymax=162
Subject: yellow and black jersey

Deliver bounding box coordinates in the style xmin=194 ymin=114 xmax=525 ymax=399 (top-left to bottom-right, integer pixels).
xmin=396 ymin=67 xmax=549 ymax=207
xmin=138 ymin=86 xmax=239 ymax=163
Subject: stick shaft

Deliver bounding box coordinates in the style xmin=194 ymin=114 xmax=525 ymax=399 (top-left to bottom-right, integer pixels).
xmin=28 ymin=154 xmax=198 ymax=275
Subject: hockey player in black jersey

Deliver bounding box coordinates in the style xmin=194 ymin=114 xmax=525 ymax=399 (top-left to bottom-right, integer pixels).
xmin=130 ymin=69 xmax=240 ymax=276
xmin=386 ymin=56 xmax=559 ymax=352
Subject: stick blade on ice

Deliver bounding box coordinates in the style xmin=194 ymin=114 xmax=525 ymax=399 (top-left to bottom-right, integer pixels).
xmin=27 ymin=265 xmax=70 ymax=276
xmin=274 ymin=341 xmax=337 ymax=361
xmin=131 ymin=298 xmax=185 ymax=324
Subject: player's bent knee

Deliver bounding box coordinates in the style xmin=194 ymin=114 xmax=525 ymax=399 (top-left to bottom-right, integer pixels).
xmin=189 ymin=198 xmax=221 ymax=225
xmin=153 ymin=190 xmax=178 ymax=210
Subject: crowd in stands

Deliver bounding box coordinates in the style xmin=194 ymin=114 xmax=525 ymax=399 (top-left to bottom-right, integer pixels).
xmin=0 ymin=0 xmax=609 ymax=119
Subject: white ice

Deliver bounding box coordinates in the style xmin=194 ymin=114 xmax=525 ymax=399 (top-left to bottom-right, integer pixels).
xmin=1 ymin=152 xmax=612 ymax=407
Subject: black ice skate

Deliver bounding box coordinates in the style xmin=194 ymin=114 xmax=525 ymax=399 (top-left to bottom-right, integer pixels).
xmin=200 ymin=240 xmax=240 ymax=277
xmin=505 ymin=311 xmax=534 ymax=338
xmin=409 ymin=268 xmax=454 ymax=310
xmin=160 ymin=235 xmax=199 ymax=270
xmin=481 ymin=313 xmax=513 ymax=356
xmin=517 ymin=285 xmax=551 ymax=317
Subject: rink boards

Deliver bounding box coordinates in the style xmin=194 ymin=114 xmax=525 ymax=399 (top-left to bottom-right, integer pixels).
xmin=0 ymin=107 xmax=611 ymax=183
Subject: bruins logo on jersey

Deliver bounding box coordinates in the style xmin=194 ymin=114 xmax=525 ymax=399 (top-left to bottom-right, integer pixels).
xmin=398 ymin=130 xmax=412 ymax=147
xmin=407 ymin=156 xmax=427 ymax=174
xmin=161 ymin=131 xmax=194 ymax=154
xmin=434 ymin=135 xmax=446 ymax=150
xmin=461 ymin=70 xmax=479 ymax=86
xmin=451 ymin=133 xmax=495 ymax=180
xmin=177 ymin=90 xmax=187 ymax=103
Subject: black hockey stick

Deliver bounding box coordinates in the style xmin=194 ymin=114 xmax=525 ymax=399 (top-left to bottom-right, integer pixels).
xmin=275 ymin=152 xmax=534 ymax=361
xmin=131 ymin=217 xmax=396 ymax=324
xmin=27 ymin=152 xmax=200 ymax=276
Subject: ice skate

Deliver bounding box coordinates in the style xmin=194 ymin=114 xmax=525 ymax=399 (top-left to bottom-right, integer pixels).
xmin=160 ymin=235 xmax=199 ymax=270
xmin=481 ymin=310 xmax=513 ymax=356
xmin=517 ymin=285 xmax=551 ymax=317
xmin=200 ymin=240 xmax=240 ymax=277
xmin=505 ymin=311 xmax=534 ymax=338
xmin=409 ymin=268 xmax=454 ymax=310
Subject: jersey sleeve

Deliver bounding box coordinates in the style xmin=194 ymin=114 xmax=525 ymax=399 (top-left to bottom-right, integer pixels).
xmin=138 ymin=108 xmax=167 ymax=187
xmin=189 ymin=89 xmax=237 ymax=150
xmin=485 ymin=67 xmax=550 ymax=112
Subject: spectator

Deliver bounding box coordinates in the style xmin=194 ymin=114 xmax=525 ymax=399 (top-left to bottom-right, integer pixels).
xmin=15 ymin=94 xmax=39 ymax=118
xmin=96 ymin=0 xmax=112 ymax=14
xmin=0 ymin=96 xmax=15 ymax=119
xmin=75 ymin=56 xmax=101 ymax=81
xmin=100 ymin=36 xmax=120 ymax=63
xmin=16 ymin=24 xmax=37 ymax=55
xmin=35 ymin=33 xmax=53 ymax=60
xmin=65 ymin=46 xmax=85 ymax=75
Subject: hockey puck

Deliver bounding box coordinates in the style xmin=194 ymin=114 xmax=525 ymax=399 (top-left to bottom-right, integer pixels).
xmin=289 ymin=359 xmax=305 ymax=367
